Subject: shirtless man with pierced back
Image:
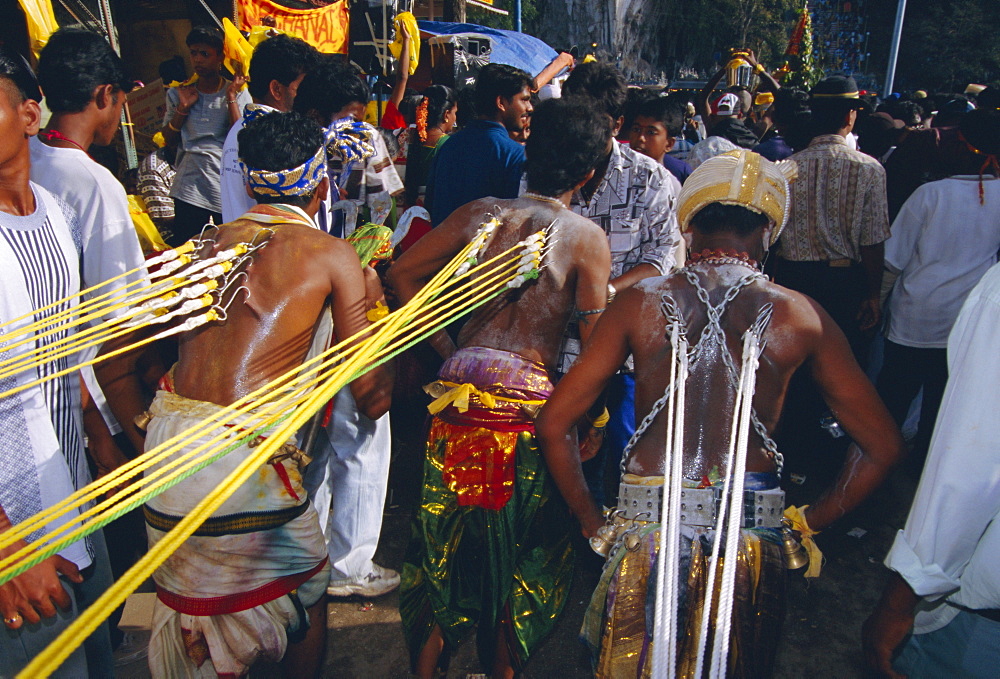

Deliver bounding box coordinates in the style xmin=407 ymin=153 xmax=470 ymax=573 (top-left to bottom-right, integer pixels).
xmin=143 ymin=111 xmax=391 ymax=678
xmin=388 ymin=97 xmax=613 ymax=679
xmin=536 ymin=151 xmax=904 ymax=677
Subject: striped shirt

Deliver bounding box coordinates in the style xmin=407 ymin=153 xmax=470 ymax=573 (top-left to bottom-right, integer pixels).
xmin=780 ymin=134 xmax=890 ymax=262
xmin=0 ymin=185 xmax=92 ymax=568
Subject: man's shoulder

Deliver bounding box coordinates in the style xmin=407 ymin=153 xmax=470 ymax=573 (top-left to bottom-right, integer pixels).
xmin=619 ymin=143 xmax=675 ymax=187
xmin=559 ymin=206 xmax=607 ymax=239
xmin=30 ymin=139 xmax=128 ymax=211
xmin=842 ymin=144 xmax=885 ymax=170
xmin=440 ymin=122 xmax=522 ymax=164
xmin=223 ymin=118 xmax=243 ymax=147
xmin=792 ymin=140 xmax=885 ymax=173
xmin=232 ymin=217 xmax=348 ymax=255
xmin=27 ymin=181 xmax=82 ymax=249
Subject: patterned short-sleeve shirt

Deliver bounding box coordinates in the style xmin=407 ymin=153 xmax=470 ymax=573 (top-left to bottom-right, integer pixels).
xmin=780 ymin=134 xmax=891 ymax=262
xmin=559 ymin=140 xmax=681 ymax=372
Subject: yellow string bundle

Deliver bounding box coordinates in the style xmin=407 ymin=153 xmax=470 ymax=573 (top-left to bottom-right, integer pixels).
xmin=9 ymin=222 xmax=552 ymax=677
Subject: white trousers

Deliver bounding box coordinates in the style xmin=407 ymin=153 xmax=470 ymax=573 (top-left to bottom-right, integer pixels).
xmin=303 ymin=387 xmax=391 ymax=582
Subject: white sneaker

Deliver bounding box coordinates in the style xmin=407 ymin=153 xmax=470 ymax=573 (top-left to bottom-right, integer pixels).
xmin=326 ymin=563 xmax=400 ymax=597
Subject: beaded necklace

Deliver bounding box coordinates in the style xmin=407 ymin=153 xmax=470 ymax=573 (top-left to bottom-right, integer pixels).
xmin=686 ymin=248 xmax=761 ymax=272
xmin=38 ymin=130 xmax=87 ymax=154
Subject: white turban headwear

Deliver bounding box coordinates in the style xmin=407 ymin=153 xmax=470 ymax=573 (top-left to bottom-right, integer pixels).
xmin=677 ymin=150 xmax=797 ymax=245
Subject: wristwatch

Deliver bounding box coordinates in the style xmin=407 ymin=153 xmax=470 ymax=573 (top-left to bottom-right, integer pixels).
xmin=607 ymin=283 xmax=617 ymax=304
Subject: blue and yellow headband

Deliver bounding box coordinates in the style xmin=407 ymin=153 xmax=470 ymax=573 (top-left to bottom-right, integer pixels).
xmin=241 ymin=144 xmax=327 ymax=198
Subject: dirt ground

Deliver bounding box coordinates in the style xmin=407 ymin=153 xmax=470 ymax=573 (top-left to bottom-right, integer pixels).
xmin=116 ymin=399 xmax=918 ymax=679
xmin=318 ymin=470 xmax=914 ymax=679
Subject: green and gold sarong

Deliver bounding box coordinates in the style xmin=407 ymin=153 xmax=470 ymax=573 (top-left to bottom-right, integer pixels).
xmin=400 ymin=347 xmax=573 ymax=672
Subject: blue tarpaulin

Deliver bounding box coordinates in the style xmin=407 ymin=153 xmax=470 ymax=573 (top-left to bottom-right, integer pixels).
xmin=417 ymin=21 xmax=557 ymax=77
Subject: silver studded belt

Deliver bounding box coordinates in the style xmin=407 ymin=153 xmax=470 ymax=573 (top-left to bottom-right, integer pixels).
xmin=618 ymin=481 xmax=785 ymax=529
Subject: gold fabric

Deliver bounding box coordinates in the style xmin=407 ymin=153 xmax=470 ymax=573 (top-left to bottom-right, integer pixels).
xmin=677 ymin=150 xmax=797 ymax=244
xmin=594 ymin=523 xmax=785 ymax=678
xmin=597 ymin=528 xmax=657 ymax=678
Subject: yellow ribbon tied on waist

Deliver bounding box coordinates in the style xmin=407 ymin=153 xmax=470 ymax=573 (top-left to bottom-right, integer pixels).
xmin=425 ymin=382 xmax=496 ymax=414
xmin=784 ymin=504 xmax=823 ymax=578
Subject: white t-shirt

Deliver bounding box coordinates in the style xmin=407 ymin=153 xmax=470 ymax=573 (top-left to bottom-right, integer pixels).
xmin=884 ymin=261 xmax=1000 ymax=633
xmin=0 ymin=185 xmax=91 ymax=569
xmin=29 ymin=136 xmax=146 ymax=301
xmin=220 ymin=104 xmax=277 ymax=223
xmin=29 ymin=137 xmax=148 ymax=433
xmin=885 ymin=176 xmax=1000 ymax=348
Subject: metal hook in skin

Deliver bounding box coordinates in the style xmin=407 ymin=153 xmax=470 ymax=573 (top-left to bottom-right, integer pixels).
xmin=218 ymin=270 xmax=248 ymax=299
xmin=195 ymin=217 xmax=220 ymax=245
xmin=209 ymin=305 xmax=228 ymax=323
xmin=218 ymin=283 xmax=250 ymax=316
xmin=248 ymin=227 xmax=275 ymax=249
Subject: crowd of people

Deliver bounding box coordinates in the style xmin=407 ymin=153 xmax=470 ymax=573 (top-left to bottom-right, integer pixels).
xmin=0 ymin=20 xmax=997 ymax=679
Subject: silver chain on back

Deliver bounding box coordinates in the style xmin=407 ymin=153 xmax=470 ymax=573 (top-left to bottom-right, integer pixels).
xmin=618 ymin=267 xmax=783 ymax=479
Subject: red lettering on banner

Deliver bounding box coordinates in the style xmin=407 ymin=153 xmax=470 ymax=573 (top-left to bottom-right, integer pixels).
xmin=238 ymin=0 xmax=349 ymax=54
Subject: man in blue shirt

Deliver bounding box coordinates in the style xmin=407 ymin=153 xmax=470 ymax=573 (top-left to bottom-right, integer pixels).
xmin=425 ymin=64 xmax=533 ymax=226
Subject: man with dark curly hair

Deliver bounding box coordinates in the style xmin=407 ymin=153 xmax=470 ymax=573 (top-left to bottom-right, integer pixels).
xmin=143 ymin=110 xmax=391 ymax=677
xmin=161 ymin=26 xmax=251 ymax=245
xmin=220 ymin=32 xmax=317 ymax=222
xmin=389 ymin=97 xmax=613 ymax=678
xmin=424 ymin=63 xmax=534 ymax=226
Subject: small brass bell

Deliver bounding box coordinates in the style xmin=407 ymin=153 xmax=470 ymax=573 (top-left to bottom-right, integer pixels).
xmin=781 ymin=518 xmax=809 ymax=570
xmin=589 ymin=523 xmax=618 ymax=558
xmin=133 ymin=410 xmax=153 ymax=432
xmin=623 ymin=531 xmax=642 ymax=552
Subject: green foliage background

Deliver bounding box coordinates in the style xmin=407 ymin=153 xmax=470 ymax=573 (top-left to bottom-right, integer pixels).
xmin=467 ymin=0 xmax=537 ymax=31
xmin=893 ymin=0 xmax=999 ymax=91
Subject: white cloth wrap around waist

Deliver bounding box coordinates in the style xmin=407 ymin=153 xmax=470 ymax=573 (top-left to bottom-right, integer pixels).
xmin=145 ymin=390 xmax=307 ymax=518
xmin=143 ymin=390 xmax=330 ymax=678
xmin=143 ymin=390 xmax=328 ymax=600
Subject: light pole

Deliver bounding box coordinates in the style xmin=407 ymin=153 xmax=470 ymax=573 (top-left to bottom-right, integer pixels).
xmin=884 ymin=0 xmax=906 ymax=95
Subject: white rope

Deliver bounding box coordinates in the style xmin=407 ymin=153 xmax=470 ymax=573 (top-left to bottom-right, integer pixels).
xmin=651 ymin=324 xmax=681 ymax=678
xmin=666 ymin=334 xmax=689 ymax=675
xmin=693 ymin=328 xmax=751 ymax=678
xmin=710 ymin=333 xmax=760 ymax=677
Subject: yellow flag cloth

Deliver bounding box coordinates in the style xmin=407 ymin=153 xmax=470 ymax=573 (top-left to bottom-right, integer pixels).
xmin=784 ymin=505 xmax=824 ymax=578
xmin=127 ymin=195 xmax=169 ymax=254
xmin=222 ymin=18 xmax=253 ymax=81
xmin=18 ymin=0 xmax=58 ymax=59
xmin=247 ymin=25 xmax=305 ymax=49
xmin=389 ymin=12 xmax=420 ymax=76
xmin=238 ymin=0 xmax=349 ymax=54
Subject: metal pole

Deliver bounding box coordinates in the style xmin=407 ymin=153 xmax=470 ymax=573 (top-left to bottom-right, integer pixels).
xmin=96 ymin=0 xmax=138 ymax=171
xmin=883 ymin=0 xmax=906 ymax=96
xmin=515 ymin=0 xmax=522 ymax=32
